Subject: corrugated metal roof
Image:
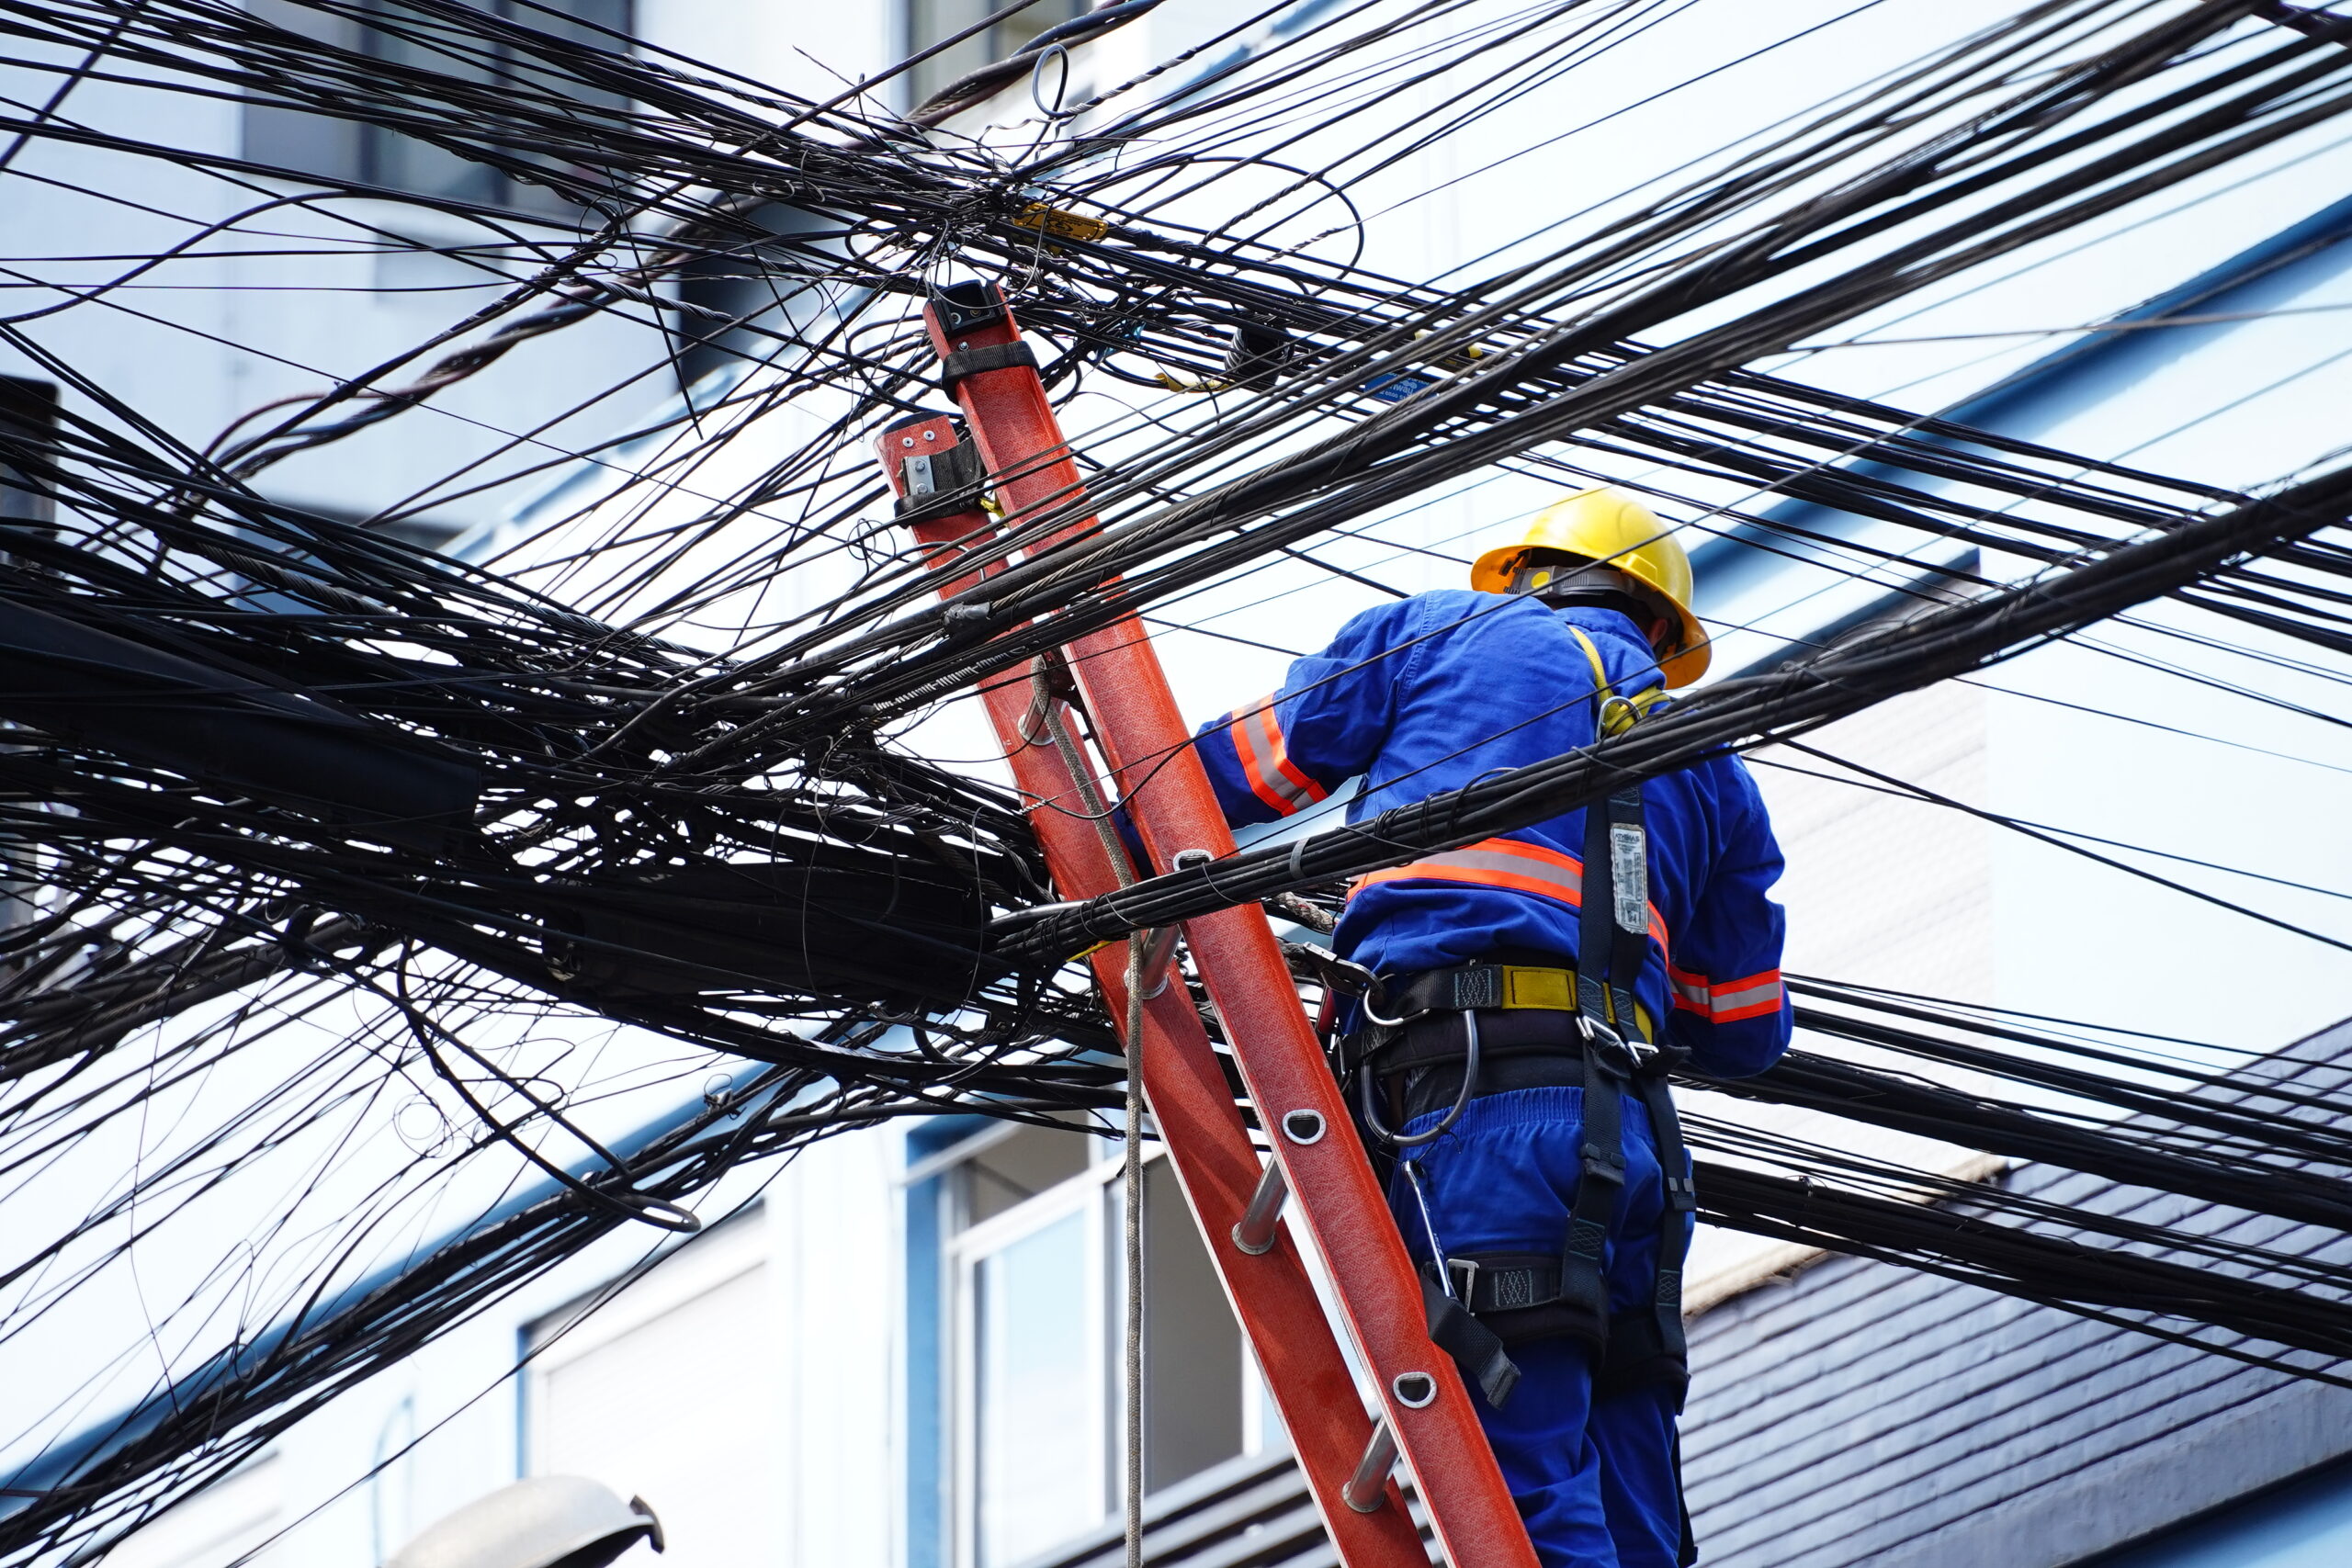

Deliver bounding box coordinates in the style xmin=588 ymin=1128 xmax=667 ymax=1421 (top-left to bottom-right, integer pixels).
xmin=1683 ymin=1018 xmax=2352 ymax=1568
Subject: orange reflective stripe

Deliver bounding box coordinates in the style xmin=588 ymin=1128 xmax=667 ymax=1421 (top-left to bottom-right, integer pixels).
xmin=1707 ymin=968 xmax=1784 ymax=1023
xmin=1351 ymin=837 xmax=1668 ymax=950
xmin=1229 ymin=695 xmax=1327 ymax=817
xmin=1667 ymin=962 xmax=1711 ymax=1015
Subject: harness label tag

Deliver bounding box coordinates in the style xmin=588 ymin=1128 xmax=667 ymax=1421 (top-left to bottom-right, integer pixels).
xmin=1610 ymin=824 xmax=1647 ymax=933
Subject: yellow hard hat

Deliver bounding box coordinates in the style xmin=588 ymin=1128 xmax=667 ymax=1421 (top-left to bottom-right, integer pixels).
xmin=1470 ymin=487 xmax=1709 ymax=687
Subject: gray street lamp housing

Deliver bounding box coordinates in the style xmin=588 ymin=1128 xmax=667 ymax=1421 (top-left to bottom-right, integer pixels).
xmin=386 ymin=1476 xmax=663 ymax=1568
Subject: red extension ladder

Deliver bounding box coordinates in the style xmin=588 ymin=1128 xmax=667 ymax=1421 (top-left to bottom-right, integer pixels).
xmin=873 ymin=284 xmax=1540 ymax=1568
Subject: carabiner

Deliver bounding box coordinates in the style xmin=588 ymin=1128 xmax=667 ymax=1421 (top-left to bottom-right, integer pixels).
xmin=1355 ymin=971 xmax=1417 ymax=1029
xmin=1361 ymin=1009 xmax=1480 ymax=1148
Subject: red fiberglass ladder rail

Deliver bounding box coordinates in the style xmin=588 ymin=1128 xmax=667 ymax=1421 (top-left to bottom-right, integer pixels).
xmin=875 ymin=281 xmax=1540 ymax=1568
xmin=876 ymin=410 xmax=1425 ymax=1564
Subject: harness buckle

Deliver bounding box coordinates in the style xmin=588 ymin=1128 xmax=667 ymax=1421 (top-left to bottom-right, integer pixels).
xmin=1577 ymin=1010 xmax=1658 ymax=1074
xmin=1446 ymin=1256 xmax=1482 ymax=1304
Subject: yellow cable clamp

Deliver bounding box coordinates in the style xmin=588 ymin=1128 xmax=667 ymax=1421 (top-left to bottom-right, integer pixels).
xmin=1012 ymin=202 xmax=1111 ymax=243
xmin=1153 ymin=370 xmax=1234 ymax=394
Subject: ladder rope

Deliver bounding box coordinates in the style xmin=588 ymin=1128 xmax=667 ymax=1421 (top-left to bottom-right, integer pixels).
xmin=1029 ymin=662 xmax=1148 ymax=1564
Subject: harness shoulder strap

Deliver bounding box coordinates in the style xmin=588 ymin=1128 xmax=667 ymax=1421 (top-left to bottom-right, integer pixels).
xmin=1566 ymin=626 xmax=1651 ymax=1047
xmin=1570 ymin=625 xmax=1696 ymax=1404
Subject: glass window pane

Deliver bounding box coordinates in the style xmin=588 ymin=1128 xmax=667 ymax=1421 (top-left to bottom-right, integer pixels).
xmin=1142 ymin=1160 xmax=1244 ymax=1492
xmin=241 ymin=1 xmax=365 ymax=182
xmin=496 ymin=0 xmax=635 ymax=215
xmin=960 ymin=1125 xmax=1091 ymax=1231
xmin=995 ymin=0 xmax=1085 ymax=59
xmin=908 ymin=0 xmax=991 ymax=107
xmin=976 ymin=1210 xmax=1096 ymax=1567
xmin=361 ymin=1 xmax=505 ymax=207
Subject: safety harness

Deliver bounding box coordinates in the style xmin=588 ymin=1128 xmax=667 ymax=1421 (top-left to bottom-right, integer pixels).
xmin=1340 ymin=628 xmax=1699 ymax=1408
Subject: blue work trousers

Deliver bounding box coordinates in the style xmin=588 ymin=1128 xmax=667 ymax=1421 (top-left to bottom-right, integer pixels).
xmin=1390 ymin=1086 xmax=1690 ymax=1568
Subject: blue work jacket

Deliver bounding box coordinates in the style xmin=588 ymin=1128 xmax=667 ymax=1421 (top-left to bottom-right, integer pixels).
xmin=1193 ymin=591 xmax=1792 ymax=1078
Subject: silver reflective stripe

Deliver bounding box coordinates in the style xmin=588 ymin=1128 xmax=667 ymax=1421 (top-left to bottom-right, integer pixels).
xmin=1405 ymin=846 xmax=1582 ymax=899
xmin=1711 ymin=976 xmax=1782 ymax=1017
xmin=1670 ymin=975 xmax=1710 ymax=1010
xmin=1239 ymin=702 xmax=1318 ymax=812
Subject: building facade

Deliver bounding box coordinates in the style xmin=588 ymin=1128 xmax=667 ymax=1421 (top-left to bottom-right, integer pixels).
xmin=7 ymin=5 xmax=2352 ymax=1568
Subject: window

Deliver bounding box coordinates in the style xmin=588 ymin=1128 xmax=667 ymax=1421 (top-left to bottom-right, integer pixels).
xmin=905 ymin=0 xmax=1086 ymax=109
xmin=0 ymin=377 xmax=55 ymax=535
xmin=928 ymin=1122 xmax=1272 ymax=1568
xmin=242 ymin=1 xmax=633 ymax=217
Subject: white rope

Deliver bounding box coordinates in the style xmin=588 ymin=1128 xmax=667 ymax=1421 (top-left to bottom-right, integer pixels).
xmin=1027 ymin=661 xmax=1149 ymax=1563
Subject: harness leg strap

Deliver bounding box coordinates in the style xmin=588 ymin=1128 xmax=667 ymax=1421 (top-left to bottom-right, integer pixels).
xmin=1420 ymin=1269 xmax=1522 ymax=1407
xmin=1559 ymin=1043 xmax=1625 ymax=1336
xmin=1598 ymin=1067 xmax=1696 ymax=1402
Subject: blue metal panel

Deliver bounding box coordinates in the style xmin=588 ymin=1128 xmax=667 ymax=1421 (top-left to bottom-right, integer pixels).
xmin=1948 ymin=190 xmax=2352 ymax=435
xmin=902 ymin=1116 xmax=989 ymax=1568
xmin=2086 ymin=1456 xmax=2352 ymax=1568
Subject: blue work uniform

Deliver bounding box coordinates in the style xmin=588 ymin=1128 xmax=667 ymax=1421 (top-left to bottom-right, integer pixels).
xmin=1192 ymin=590 xmax=1792 ymax=1568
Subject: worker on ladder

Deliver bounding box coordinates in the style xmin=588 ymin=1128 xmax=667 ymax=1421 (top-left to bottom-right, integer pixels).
xmin=1189 ymin=488 xmax=1792 ymax=1567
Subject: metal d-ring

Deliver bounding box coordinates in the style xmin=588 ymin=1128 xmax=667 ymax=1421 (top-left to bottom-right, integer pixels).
xmin=1348 ymin=962 xmax=1416 ymax=1028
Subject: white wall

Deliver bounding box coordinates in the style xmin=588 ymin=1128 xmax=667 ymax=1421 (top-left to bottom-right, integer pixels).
xmin=0 ymin=18 xmax=672 ymax=537
xmin=103 ymin=1120 xmax=901 ymax=1568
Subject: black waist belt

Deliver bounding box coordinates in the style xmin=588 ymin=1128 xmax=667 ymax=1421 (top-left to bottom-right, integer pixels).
xmin=1351 ymin=1010 xmax=1592 ymax=1122
xmin=1373 ymin=962 xmax=1657 ymax=1042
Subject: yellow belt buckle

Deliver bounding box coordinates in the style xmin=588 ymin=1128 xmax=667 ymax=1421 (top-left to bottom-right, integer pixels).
xmin=1500 ymin=964 xmax=1575 ymax=1010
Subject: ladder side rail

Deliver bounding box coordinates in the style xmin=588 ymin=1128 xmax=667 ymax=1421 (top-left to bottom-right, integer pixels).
xmin=875 ymin=419 xmax=1432 ymax=1567
xmin=922 ymin=293 xmax=1541 ymax=1568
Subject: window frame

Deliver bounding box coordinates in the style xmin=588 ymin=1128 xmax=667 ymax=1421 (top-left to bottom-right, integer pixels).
xmin=948 ymin=1154 xmax=1114 ymax=1568
xmin=929 ymin=1128 xmax=1275 ymax=1568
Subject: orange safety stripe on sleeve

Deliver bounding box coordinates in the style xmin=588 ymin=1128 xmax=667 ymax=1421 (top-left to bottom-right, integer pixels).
xmin=1351 ymin=837 xmax=1668 ymax=952
xmin=1228 ymin=696 xmax=1327 ymax=817
xmin=1667 ymin=962 xmax=1712 ymax=1015
xmin=1706 ymin=968 xmax=1784 ymax=1023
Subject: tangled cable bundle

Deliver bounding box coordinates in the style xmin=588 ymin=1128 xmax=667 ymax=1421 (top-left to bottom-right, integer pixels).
xmin=5 ymin=0 xmax=2352 ymax=1559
